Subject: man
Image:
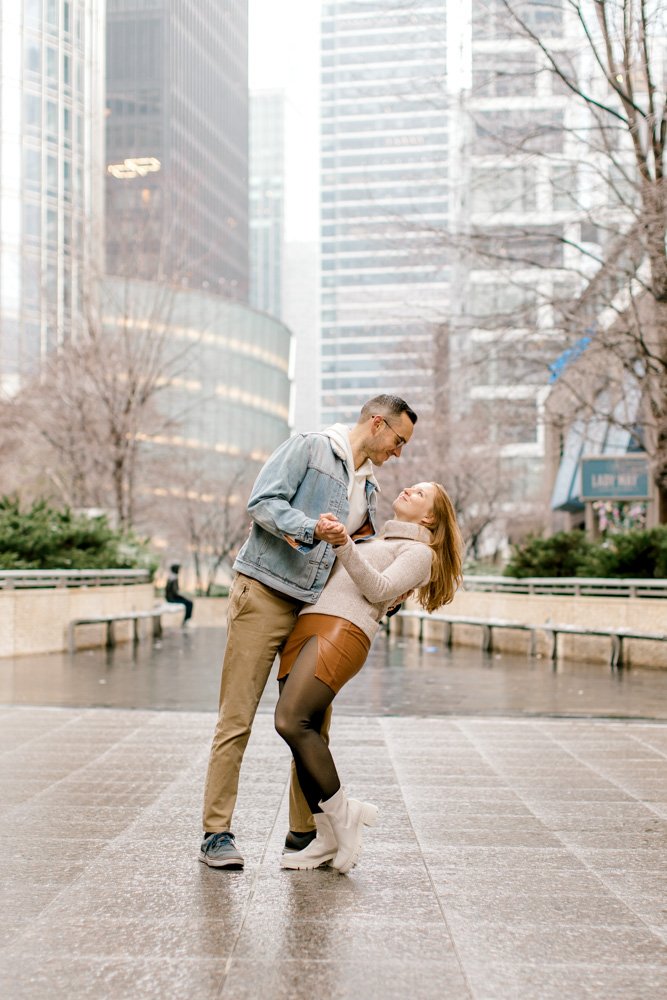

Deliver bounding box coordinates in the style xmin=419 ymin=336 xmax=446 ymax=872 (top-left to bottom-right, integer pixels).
xmin=165 ymin=563 xmax=194 ymax=626
xmin=200 ymin=395 xmax=417 ymax=869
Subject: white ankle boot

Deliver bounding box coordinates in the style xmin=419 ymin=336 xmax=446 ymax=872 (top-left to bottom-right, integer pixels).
xmin=280 ymin=813 xmax=337 ymax=870
xmin=319 ymin=787 xmax=378 ymax=874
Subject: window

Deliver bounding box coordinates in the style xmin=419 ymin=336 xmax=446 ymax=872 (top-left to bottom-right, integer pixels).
xmin=23 ymin=203 xmax=41 ymax=240
xmin=24 ymin=148 xmax=41 ymax=187
xmin=469 ymin=281 xmax=537 ymax=323
xmin=46 ymin=47 xmax=58 ymax=82
xmin=46 ymin=101 xmax=58 ymax=140
xmin=472 ymin=52 xmax=537 ymax=98
xmin=46 ymin=208 xmax=58 ymax=246
xmin=63 ymin=107 xmax=71 ymax=147
xmin=24 ymin=94 xmax=41 ymax=128
xmin=474 ymin=109 xmax=564 ymax=155
xmin=47 ymin=155 xmax=58 ymax=195
xmin=471 ymin=167 xmax=536 ymax=214
xmin=25 ymin=37 xmax=41 ymax=74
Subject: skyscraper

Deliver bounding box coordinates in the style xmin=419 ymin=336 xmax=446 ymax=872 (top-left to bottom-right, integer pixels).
xmin=0 ymin=0 xmax=105 ymax=395
xmin=249 ymin=89 xmax=284 ymax=318
xmin=450 ymin=0 xmax=587 ymax=505
xmin=320 ymin=0 xmax=449 ymax=425
xmin=105 ymin=0 xmax=249 ymax=298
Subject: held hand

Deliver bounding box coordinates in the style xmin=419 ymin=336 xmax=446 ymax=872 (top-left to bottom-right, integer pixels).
xmin=314 ymin=513 xmax=348 ymax=545
xmin=387 ymin=589 xmax=413 ymax=612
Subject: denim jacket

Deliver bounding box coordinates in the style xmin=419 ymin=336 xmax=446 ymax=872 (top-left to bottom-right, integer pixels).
xmin=233 ymin=432 xmax=378 ymax=602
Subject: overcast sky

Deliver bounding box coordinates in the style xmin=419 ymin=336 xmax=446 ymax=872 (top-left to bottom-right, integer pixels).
xmin=248 ymin=0 xmax=321 ymax=242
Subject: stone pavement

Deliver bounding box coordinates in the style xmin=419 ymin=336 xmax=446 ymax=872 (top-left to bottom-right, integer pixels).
xmin=1 ymin=705 xmax=667 ymax=999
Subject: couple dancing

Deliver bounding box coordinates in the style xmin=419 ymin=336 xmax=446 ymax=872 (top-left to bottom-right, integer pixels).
xmin=201 ymin=395 xmax=463 ymax=873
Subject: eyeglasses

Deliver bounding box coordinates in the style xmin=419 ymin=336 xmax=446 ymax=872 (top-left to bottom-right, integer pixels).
xmin=375 ymin=415 xmax=407 ymax=449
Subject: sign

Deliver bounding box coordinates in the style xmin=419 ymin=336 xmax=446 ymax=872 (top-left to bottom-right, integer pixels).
xmin=107 ymin=157 xmax=161 ymax=180
xmin=580 ymin=454 xmax=651 ymax=502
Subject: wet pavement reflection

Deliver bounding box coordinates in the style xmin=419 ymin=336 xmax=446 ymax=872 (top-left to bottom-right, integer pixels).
xmin=1 ymin=626 xmax=665 ymax=719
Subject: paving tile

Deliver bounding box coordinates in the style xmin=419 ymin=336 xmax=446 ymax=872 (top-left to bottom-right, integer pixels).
xmin=464 ymin=962 xmax=667 ymax=1000
xmin=436 ymin=888 xmax=643 ymax=928
xmin=448 ymin=919 xmax=667 ymax=966
xmin=219 ymin=959 xmax=471 ymax=1000
xmin=0 ymin=957 xmax=228 ymax=1000
xmin=1 ymin=706 xmax=666 ymax=1000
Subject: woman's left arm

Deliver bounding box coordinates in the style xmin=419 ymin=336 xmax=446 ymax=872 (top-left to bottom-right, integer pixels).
xmin=334 ymin=538 xmax=431 ymax=605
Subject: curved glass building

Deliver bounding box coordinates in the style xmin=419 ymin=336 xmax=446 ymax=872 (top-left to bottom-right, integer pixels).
xmin=101 ymin=276 xmax=292 ymax=474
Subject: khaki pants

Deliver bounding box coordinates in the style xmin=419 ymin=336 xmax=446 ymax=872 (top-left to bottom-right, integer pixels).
xmin=202 ymin=574 xmax=332 ymax=834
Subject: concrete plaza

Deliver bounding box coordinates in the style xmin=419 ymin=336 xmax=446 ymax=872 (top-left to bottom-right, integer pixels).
xmin=1 ymin=631 xmax=666 ymax=998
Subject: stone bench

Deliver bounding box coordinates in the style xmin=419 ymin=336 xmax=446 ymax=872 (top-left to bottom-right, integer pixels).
xmin=68 ymin=603 xmax=184 ymax=654
xmin=392 ymin=611 xmax=667 ymax=669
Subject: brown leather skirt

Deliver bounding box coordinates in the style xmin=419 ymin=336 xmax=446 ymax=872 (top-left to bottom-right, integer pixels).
xmin=278 ymin=613 xmax=371 ymax=695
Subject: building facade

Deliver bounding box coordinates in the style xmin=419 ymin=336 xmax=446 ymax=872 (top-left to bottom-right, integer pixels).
xmin=283 ymin=240 xmax=320 ymax=432
xmin=0 ymin=0 xmax=105 ymax=394
xmin=319 ymin=0 xmax=449 ymax=425
xmin=449 ymin=0 xmax=603 ymax=507
xmin=100 ymin=274 xmax=292 ymax=560
xmin=105 ymin=0 xmax=249 ymax=299
xmin=249 ymin=89 xmax=285 ymax=318
xmin=101 ymin=275 xmax=292 ymax=474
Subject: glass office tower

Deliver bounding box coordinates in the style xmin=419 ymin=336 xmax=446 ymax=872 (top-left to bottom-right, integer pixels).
xmin=0 ymin=0 xmax=105 ymax=394
xmin=320 ymin=1 xmax=449 ymax=424
xmin=249 ymin=90 xmax=285 ymax=318
xmin=105 ymin=0 xmax=249 ymax=299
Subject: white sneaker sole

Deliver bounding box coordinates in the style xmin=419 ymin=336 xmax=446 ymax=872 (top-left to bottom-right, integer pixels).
xmin=199 ymin=850 xmax=244 ymax=869
xmin=280 ymin=851 xmax=336 ymax=870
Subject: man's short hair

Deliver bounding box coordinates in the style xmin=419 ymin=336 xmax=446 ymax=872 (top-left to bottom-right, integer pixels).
xmin=359 ymin=394 xmax=418 ymax=426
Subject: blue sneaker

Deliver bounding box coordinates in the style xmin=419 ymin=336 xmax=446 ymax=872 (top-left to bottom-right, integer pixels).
xmin=199 ymin=831 xmax=244 ymax=869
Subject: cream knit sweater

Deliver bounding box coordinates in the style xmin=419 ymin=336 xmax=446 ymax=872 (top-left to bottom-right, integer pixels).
xmin=299 ymin=519 xmax=433 ymax=641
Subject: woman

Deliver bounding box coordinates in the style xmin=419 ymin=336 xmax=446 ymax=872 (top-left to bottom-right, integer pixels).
xmin=274 ymin=482 xmax=463 ymax=873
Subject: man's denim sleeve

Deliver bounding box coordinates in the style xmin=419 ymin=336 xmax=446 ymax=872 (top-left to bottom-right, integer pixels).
xmin=246 ymin=435 xmax=318 ymax=547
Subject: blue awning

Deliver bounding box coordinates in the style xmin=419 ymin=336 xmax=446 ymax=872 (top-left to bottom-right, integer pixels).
xmin=548 ymin=333 xmax=593 ymax=383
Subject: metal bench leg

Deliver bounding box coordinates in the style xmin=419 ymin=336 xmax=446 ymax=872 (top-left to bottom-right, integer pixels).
xmin=153 ymin=614 xmax=163 ymax=639
xmin=133 ymin=618 xmax=140 ymax=643
xmin=610 ymin=634 xmax=623 ymax=670
xmin=106 ymin=621 xmax=116 ymax=648
xmin=444 ymin=621 xmax=452 ymax=648
xmin=528 ymin=629 xmax=537 ymax=657
xmin=544 ymin=629 xmax=557 ymax=661
xmin=482 ymin=625 xmax=492 ymax=653
xmin=418 ymin=618 xmax=424 ymax=643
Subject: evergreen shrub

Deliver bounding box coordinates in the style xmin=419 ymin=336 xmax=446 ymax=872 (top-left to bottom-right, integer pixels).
xmin=0 ymin=496 xmax=156 ymax=573
xmin=504 ymin=527 xmax=667 ymax=579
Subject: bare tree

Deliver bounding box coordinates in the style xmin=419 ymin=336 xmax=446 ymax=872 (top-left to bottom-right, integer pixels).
xmin=153 ymin=460 xmax=255 ymax=595
xmin=450 ymin=0 xmax=667 ymax=518
xmin=376 ymin=322 xmax=517 ymax=558
xmin=6 ymin=276 xmax=197 ymax=529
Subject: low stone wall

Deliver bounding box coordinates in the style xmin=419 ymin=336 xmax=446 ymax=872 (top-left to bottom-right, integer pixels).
xmin=188 ymin=597 xmax=228 ymax=629
xmin=0 ymin=584 xmax=160 ymax=657
xmin=394 ymin=590 xmax=667 ymax=669
xmin=7 ymin=586 xmax=663 ymax=668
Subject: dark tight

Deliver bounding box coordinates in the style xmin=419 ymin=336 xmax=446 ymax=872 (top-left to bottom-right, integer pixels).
xmin=275 ymin=638 xmax=340 ymax=814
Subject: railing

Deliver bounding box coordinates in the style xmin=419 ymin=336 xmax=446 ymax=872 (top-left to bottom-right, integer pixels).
xmin=1 ymin=570 xmax=665 ymax=598
xmin=0 ymin=569 xmax=151 ymax=590
xmin=461 ymin=575 xmax=667 ymax=599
